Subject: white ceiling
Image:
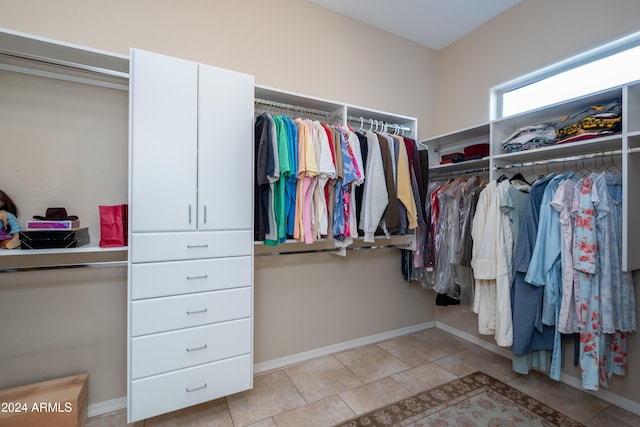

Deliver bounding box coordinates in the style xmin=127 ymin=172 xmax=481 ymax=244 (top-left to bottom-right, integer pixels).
xmin=308 ymin=0 xmax=522 ymax=50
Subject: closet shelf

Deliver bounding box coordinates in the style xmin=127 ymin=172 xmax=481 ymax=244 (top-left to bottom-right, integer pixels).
xmin=0 ymin=28 xmax=129 ymax=90
xmin=425 ymin=123 xmax=490 ymax=149
xmin=429 ymin=157 xmax=489 ymax=173
xmin=423 ymin=79 xmax=640 ymax=271
xmin=254 ymin=235 xmax=415 ymax=256
xmin=0 ymin=244 xmax=127 ymax=272
xmin=492 ymin=133 xmax=622 ymax=165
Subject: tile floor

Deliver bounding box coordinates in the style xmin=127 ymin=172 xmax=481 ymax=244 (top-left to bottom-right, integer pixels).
xmin=87 ymin=328 xmax=640 ymax=427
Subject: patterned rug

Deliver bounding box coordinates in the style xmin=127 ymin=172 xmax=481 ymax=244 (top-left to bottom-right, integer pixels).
xmin=336 ymin=371 xmax=584 ymax=427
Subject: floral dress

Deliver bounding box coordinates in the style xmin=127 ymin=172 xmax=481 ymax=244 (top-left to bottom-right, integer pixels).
xmin=573 ymin=174 xmax=601 ymax=390
xmin=574 ymin=173 xmax=632 ymax=390
xmin=592 ymin=172 xmax=633 ymax=385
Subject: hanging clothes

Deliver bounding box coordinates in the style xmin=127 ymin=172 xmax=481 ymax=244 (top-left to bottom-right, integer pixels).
xmin=359 ymin=131 xmax=388 ymax=242
xmin=511 ymin=174 xmax=556 ymax=374
xmin=471 ymin=180 xmax=498 ymax=336
xmin=312 ymin=120 xmax=336 ymax=240
xmin=376 ymin=133 xmax=400 ymax=235
xmin=573 ymin=172 xmax=635 ymax=390
xmin=525 ymin=172 xmax=573 ymax=380
xmin=551 ymin=178 xmax=580 ymax=334
xmin=412 ymin=176 xmax=482 ymax=309
xmin=283 ymin=116 xmax=299 ymax=237
xmin=254 ymin=110 xmax=422 ymax=252
xmin=273 ymin=115 xmax=292 ymax=244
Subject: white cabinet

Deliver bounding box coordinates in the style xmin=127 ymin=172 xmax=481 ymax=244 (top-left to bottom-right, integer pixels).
xmin=130 ymin=49 xmax=198 ymax=232
xmin=128 ymin=49 xmax=254 ymax=422
xmin=130 ymin=50 xmax=254 ymax=232
xmin=198 ymin=65 xmax=254 ymax=230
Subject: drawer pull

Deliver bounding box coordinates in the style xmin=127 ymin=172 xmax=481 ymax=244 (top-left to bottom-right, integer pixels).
xmin=186 ymin=274 xmax=208 ymax=280
xmin=186 ymin=308 xmax=208 ymax=315
xmin=185 ymin=383 xmax=207 ymax=393
xmin=186 ymin=344 xmax=208 ymax=352
xmin=187 ymin=244 xmax=209 ymax=249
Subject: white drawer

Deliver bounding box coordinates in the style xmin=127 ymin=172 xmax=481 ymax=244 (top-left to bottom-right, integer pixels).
xmin=131 ymin=256 xmax=252 ymax=300
xmin=131 ymin=230 xmax=252 ymax=263
xmin=129 ymin=353 xmax=252 ymax=422
xmin=131 ymin=318 xmax=251 ymax=379
xmin=131 ymin=287 xmax=252 ymax=336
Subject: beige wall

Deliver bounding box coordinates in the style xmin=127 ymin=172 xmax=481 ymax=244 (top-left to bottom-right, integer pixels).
xmin=0 ymin=0 xmax=437 ymax=408
xmin=1 ymin=0 xmax=437 ymax=139
xmin=435 ymin=0 xmax=640 ymax=407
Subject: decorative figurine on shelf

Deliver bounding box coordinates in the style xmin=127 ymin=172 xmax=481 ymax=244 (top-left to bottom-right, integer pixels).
xmin=0 ymin=189 xmax=21 ymax=249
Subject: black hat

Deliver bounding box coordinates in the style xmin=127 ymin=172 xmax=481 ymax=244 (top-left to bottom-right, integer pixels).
xmin=33 ymin=207 xmax=79 ymax=221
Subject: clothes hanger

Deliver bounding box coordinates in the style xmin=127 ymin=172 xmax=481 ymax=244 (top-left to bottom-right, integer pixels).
xmin=611 ymin=151 xmax=622 ymax=173
xmin=509 ymin=171 xmax=531 ymax=186
xmin=357 ymin=117 xmax=364 ymax=132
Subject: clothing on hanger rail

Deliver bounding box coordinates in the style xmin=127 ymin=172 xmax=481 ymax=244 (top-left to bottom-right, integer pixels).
xmin=253 ymin=108 xmax=424 ymax=251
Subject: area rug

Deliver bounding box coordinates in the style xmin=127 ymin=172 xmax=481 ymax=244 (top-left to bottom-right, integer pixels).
xmin=336 ymin=371 xmax=584 ymax=427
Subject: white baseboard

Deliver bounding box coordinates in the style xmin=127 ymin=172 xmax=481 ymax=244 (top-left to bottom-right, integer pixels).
xmin=253 ymin=321 xmax=436 ymax=374
xmin=559 ymin=372 xmax=640 ymax=416
xmin=435 ymin=321 xmax=514 ymax=359
xmin=88 ymin=322 xmax=435 ymax=418
xmin=436 ymin=321 xmax=640 ymax=416
xmin=88 ymin=320 xmax=640 ymax=418
xmin=88 ymin=396 xmax=126 ymax=418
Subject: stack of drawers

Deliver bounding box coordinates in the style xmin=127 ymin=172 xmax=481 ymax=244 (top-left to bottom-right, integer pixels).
xmin=128 ymin=231 xmax=253 ymax=421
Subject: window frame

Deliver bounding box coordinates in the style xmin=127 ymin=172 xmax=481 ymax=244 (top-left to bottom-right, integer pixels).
xmin=490 ymin=30 xmax=640 ymax=120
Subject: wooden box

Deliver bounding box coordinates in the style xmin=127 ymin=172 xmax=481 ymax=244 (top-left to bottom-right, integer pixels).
xmin=0 ymin=373 xmax=88 ymax=427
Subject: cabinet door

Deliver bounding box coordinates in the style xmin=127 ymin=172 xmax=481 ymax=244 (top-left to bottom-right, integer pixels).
xmin=130 ymin=49 xmax=198 ymax=232
xmin=198 ymin=64 xmax=254 ymax=231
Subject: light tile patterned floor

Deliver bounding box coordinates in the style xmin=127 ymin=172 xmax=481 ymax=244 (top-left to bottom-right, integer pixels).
xmin=87 ymin=328 xmax=640 ymax=427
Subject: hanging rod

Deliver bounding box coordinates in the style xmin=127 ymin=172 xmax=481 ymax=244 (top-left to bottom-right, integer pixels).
xmin=0 ymin=260 xmax=127 ymax=274
xmin=254 ymin=98 xmax=341 ymax=119
xmin=430 ymin=166 xmax=491 ymax=179
xmin=346 ymin=115 xmax=413 ymax=134
xmin=348 ymin=243 xmax=414 ymax=251
xmin=255 ymin=242 xmax=413 ymax=256
xmin=0 ymin=50 xmax=129 ymax=80
xmin=255 ymin=247 xmax=342 ymax=256
xmin=496 ymin=149 xmax=623 ymax=170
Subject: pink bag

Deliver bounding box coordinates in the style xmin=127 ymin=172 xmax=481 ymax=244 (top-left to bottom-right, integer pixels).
xmin=99 ymin=204 xmax=128 ymax=247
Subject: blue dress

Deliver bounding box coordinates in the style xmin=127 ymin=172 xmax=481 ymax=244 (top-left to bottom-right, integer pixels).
xmin=511 ymin=174 xmax=555 ymax=360
xmin=525 ymin=173 xmax=572 ymax=381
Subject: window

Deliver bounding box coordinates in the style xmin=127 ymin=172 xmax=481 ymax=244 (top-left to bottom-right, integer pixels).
xmin=492 ymin=31 xmax=640 ymax=119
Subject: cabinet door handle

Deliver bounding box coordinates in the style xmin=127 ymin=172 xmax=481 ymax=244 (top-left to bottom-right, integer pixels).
xmin=186 ymin=344 xmax=208 ymax=352
xmin=203 ymin=205 xmax=207 ymax=224
xmin=185 ymin=383 xmax=207 ymax=392
xmin=187 ymin=244 xmax=209 ymax=249
xmin=186 ymin=308 xmax=208 ymax=315
xmin=186 ymin=274 xmax=208 ymax=280
xmin=188 ymin=205 xmax=192 ymax=224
